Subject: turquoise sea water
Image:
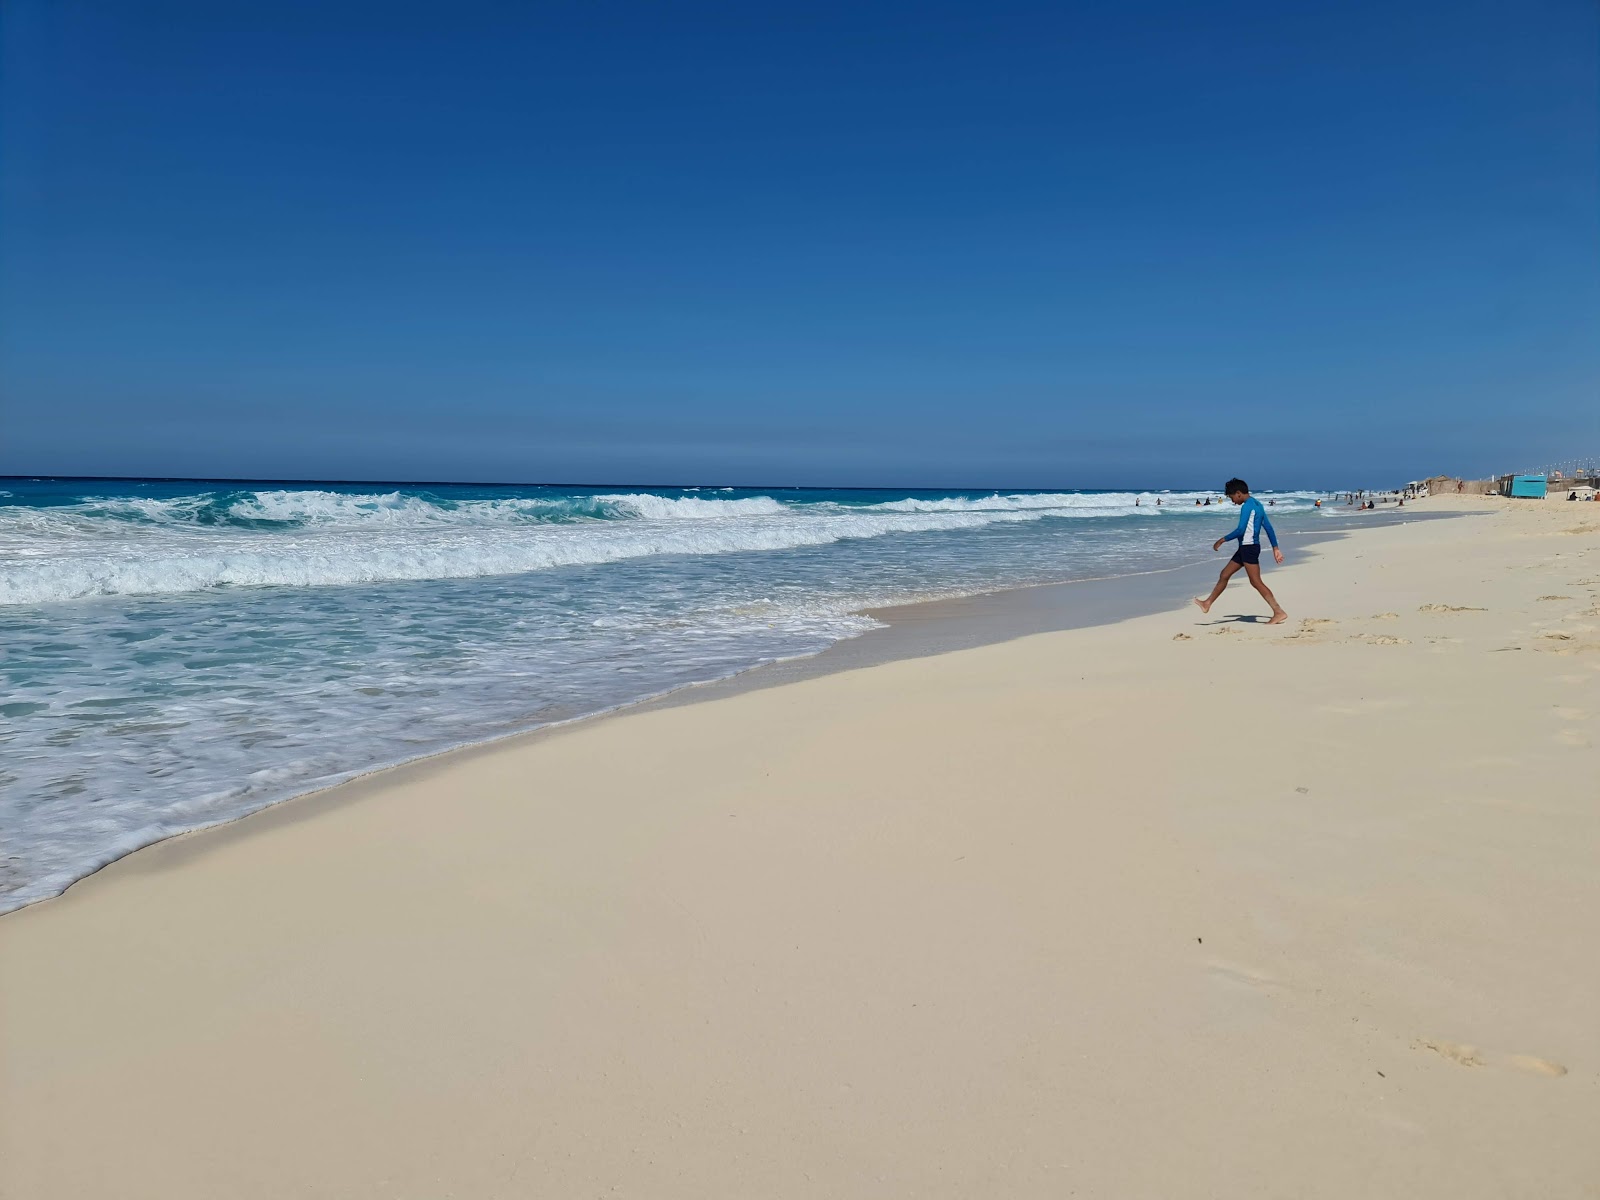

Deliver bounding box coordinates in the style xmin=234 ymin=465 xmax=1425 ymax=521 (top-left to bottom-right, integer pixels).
xmin=1 ymin=478 xmax=1329 ymax=911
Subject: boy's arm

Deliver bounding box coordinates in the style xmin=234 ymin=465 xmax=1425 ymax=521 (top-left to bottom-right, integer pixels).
xmin=1259 ymin=502 xmax=1284 ymax=561
xmin=1259 ymin=505 xmax=1279 ymax=548
xmin=1212 ymin=508 xmax=1245 ymax=552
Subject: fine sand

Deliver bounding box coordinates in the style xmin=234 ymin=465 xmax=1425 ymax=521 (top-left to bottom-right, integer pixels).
xmin=2 ymin=494 xmax=1597 ymax=1198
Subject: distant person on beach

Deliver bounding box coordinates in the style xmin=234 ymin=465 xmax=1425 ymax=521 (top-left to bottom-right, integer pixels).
xmin=1194 ymin=478 xmax=1287 ymax=625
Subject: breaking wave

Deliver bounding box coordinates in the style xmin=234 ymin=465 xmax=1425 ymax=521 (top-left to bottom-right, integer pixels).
xmin=0 ymin=486 xmax=1320 ymax=605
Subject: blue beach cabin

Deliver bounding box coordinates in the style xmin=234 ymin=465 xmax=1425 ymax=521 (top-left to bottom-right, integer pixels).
xmin=1497 ymin=474 xmax=1548 ymax=499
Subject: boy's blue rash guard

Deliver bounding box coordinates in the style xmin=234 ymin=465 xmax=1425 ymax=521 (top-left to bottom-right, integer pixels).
xmin=1221 ymin=497 xmax=1279 ymax=548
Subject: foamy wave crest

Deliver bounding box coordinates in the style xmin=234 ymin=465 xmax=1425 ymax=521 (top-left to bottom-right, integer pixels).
xmin=226 ymin=489 xmax=800 ymax=526
xmin=596 ymin=493 xmax=791 ymax=519
xmin=0 ymin=486 xmax=1327 ymax=605
xmin=224 ymin=490 xmax=618 ymax=527
xmin=863 ymin=492 xmax=1138 ymax=514
xmin=18 ymin=489 xmax=804 ymax=531
xmin=0 ymin=504 xmax=1038 ymax=605
xmin=227 ymin=489 xmax=437 ymax=524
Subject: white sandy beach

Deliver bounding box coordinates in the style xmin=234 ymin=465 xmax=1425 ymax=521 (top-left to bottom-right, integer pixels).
xmin=2 ymin=494 xmax=1597 ymax=1198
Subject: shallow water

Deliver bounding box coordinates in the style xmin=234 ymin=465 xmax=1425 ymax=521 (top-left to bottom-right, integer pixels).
xmin=0 ymin=479 xmax=1331 ymax=910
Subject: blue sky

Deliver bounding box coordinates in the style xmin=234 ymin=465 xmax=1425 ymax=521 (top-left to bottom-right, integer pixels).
xmin=2 ymin=0 xmax=1596 ymax=488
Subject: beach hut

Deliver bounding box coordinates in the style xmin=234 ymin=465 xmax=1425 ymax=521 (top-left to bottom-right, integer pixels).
xmin=1496 ymin=474 xmax=1548 ymax=499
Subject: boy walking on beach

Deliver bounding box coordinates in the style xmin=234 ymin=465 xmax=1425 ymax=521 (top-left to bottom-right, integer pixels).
xmin=1194 ymin=478 xmax=1287 ymax=624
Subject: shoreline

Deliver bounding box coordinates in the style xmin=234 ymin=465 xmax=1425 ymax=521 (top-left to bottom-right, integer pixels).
xmin=7 ymin=493 xmax=1595 ymax=1198
xmin=3 ymin=506 xmax=1420 ymax=914
xmin=641 ymin=505 xmax=1444 ymax=712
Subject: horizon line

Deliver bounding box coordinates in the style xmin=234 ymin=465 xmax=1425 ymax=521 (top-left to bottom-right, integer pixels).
xmin=0 ymin=473 xmax=1382 ymax=493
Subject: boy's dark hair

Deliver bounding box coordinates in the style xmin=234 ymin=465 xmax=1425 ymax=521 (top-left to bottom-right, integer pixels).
xmin=1224 ymin=477 xmax=1249 ymax=496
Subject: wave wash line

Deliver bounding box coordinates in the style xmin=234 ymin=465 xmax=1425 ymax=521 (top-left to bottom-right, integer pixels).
xmin=0 ymin=485 xmax=1320 ymax=606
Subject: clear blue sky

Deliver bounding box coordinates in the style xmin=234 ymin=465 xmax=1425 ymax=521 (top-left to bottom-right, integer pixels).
xmin=2 ymin=1 xmax=1596 ymax=488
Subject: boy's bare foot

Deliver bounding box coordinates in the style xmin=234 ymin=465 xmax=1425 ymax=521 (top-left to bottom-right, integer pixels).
xmin=1267 ymin=611 xmax=1288 ymax=625
xmin=1193 ymin=597 xmax=1212 ymax=613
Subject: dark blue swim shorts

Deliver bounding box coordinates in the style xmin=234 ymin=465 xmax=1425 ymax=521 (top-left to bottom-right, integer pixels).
xmin=1230 ymin=544 xmax=1261 ymax=566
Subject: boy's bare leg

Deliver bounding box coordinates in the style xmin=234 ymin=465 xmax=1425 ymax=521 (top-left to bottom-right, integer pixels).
xmin=1194 ymin=560 xmax=1241 ymax=613
xmin=1244 ymin=562 xmax=1288 ymax=623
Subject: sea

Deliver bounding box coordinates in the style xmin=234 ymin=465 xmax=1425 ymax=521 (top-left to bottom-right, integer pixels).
xmin=1 ymin=478 xmax=1332 ymax=912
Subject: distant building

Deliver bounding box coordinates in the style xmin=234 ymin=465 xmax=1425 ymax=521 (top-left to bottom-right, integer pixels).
xmin=1496 ymin=474 xmax=1548 ymax=499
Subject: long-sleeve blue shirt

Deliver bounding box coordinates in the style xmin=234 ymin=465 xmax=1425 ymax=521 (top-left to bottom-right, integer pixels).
xmin=1221 ymin=497 xmax=1278 ymax=548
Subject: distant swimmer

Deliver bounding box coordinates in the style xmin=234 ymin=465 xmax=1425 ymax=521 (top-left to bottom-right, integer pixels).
xmin=1194 ymin=477 xmax=1287 ymax=625
xmin=1135 ymin=497 xmax=1141 ymax=506
xmin=1314 ymin=499 xmax=1322 ymax=508
xmin=1203 ymin=497 xmax=1211 ymax=506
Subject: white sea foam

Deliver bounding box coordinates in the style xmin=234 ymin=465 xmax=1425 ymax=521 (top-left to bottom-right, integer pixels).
xmin=227 ymin=489 xmax=431 ymax=523
xmin=0 ymin=490 xmax=1151 ymax=604
xmin=0 ymin=488 xmax=1326 ymax=606
xmin=863 ymin=491 xmax=1136 ymax=513
xmin=595 ymin=492 xmax=791 ymax=519
xmin=0 ymin=517 xmax=997 ymax=605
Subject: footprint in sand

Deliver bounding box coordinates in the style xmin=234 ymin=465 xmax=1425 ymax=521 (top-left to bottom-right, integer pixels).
xmin=1537 ymin=595 xmax=1573 ymax=601
xmin=1506 ymin=1055 xmax=1569 ymax=1078
xmin=1205 ymin=961 xmax=1280 ymax=993
xmin=1371 ymin=612 xmax=1400 ymax=620
xmin=1419 ymin=604 xmax=1487 ymax=613
xmin=1211 ymin=627 xmax=1238 ymax=636
xmin=1172 ymin=633 xmax=1193 ymax=641
xmin=1414 ymin=1039 xmax=1482 ymax=1067
xmin=1414 ymin=1040 xmax=1567 ymax=1077
xmin=1350 ymin=633 xmax=1409 ymax=646
xmin=1277 ymin=618 xmax=1337 ymax=644
xmin=1554 ymin=727 xmax=1592 ymax=747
